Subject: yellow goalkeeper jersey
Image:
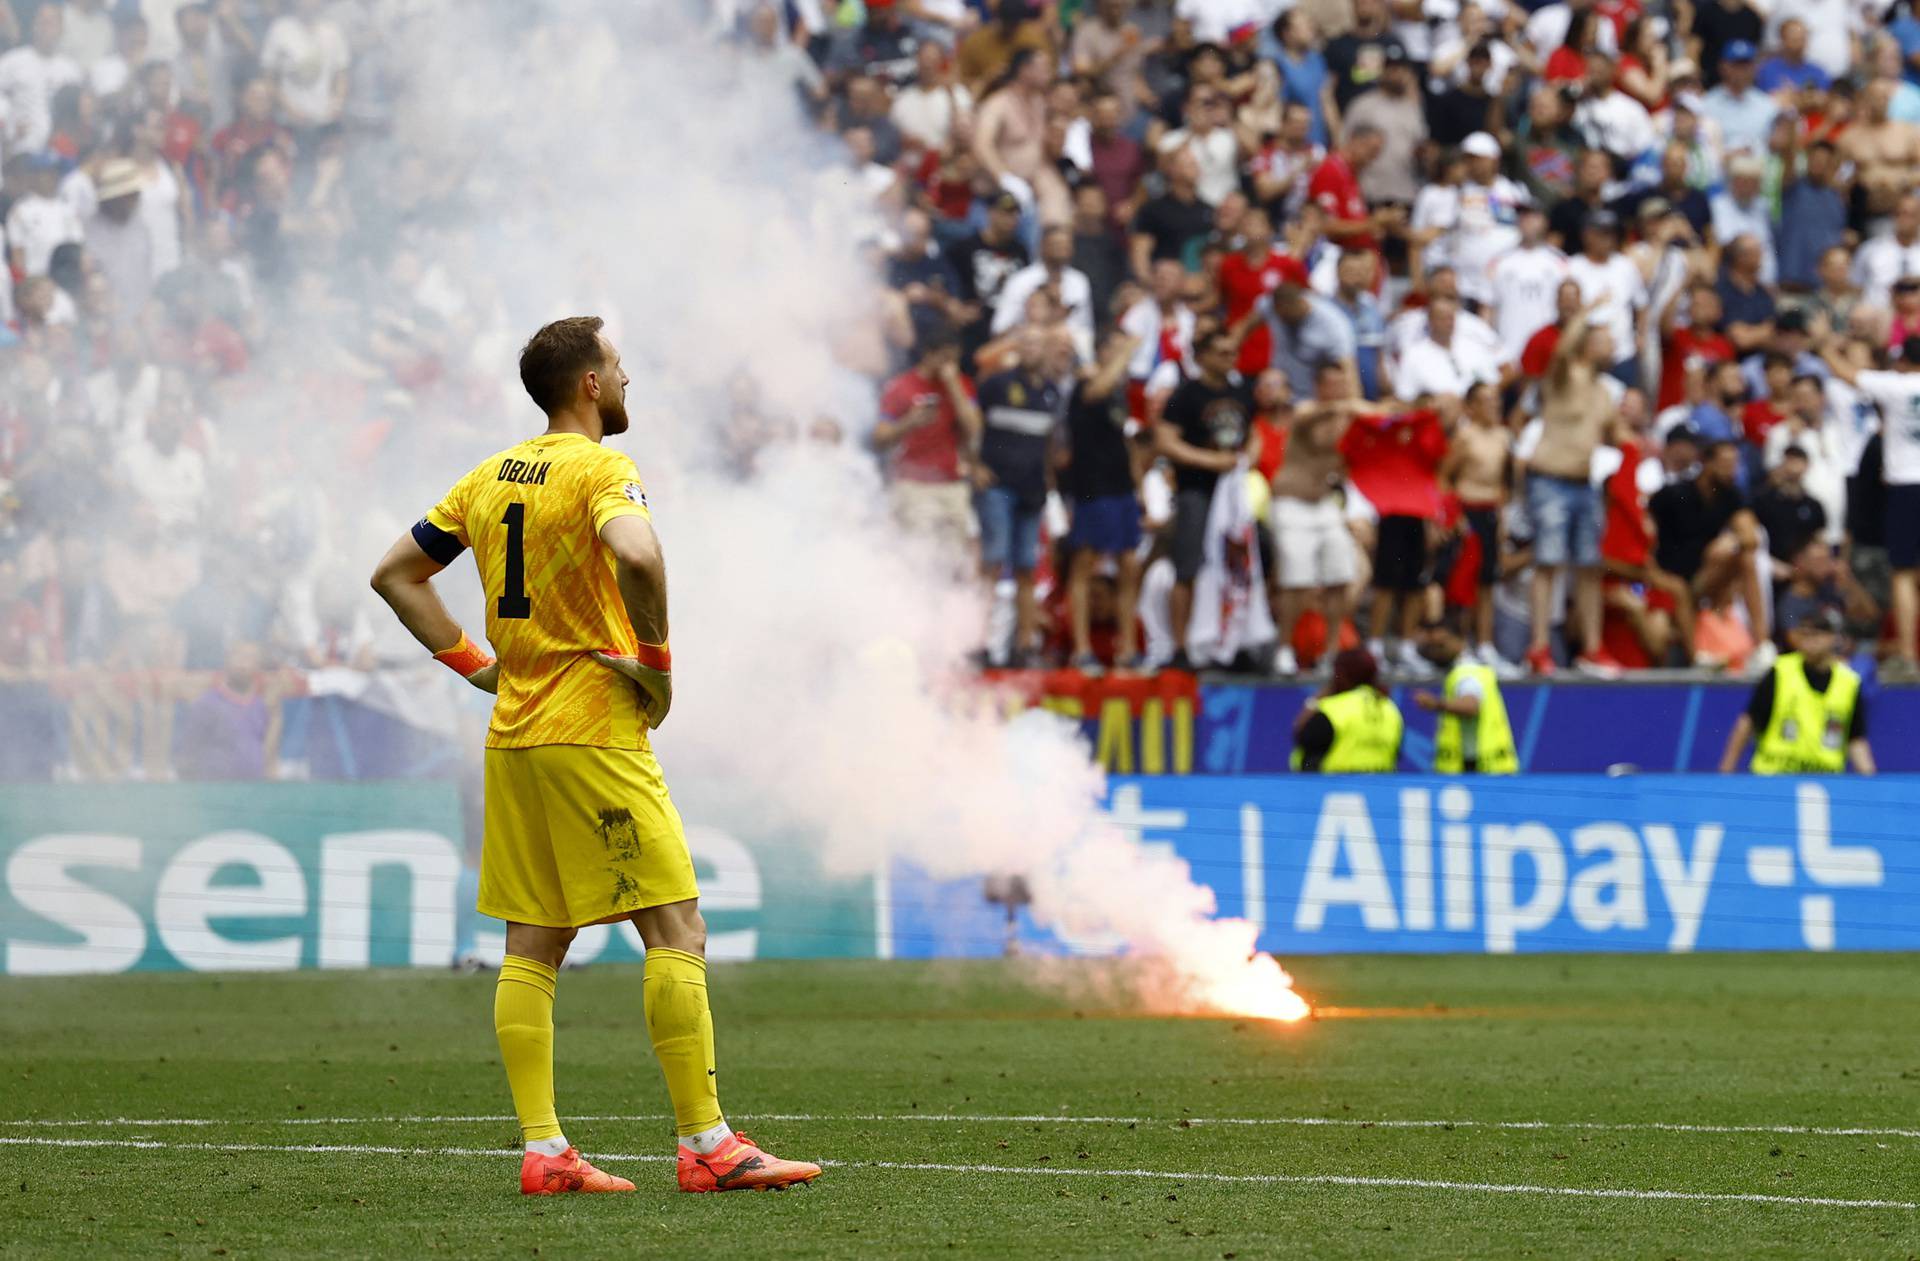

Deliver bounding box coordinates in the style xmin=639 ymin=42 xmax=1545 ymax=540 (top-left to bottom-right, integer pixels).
xmin=414 ymin=432 xmax=653 ymax=750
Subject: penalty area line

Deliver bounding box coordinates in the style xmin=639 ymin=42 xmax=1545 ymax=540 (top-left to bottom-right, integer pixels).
xmin=5 ymin=1112 xmax=1920 ymax=1141
xmin=0 ymin=1135 xmax=1910 ymax=1211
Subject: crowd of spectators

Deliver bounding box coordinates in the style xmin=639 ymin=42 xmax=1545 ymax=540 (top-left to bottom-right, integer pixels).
xmin=6 ymin=0 xmax=1920 ymax=783
xmin=831 ymin=0 xmax=1920 ymax=682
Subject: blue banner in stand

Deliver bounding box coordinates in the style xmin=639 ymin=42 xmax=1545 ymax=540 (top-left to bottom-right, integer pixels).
xmin=884 ymin=775 xmax=1917 ymax=957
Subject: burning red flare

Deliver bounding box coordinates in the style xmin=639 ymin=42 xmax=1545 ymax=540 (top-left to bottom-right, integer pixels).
xmin=1197 ymin=950 xmax=1312 ymax=1022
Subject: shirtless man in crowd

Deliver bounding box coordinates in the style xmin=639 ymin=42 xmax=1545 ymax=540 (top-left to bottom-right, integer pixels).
xmin=1440 ymin=380 xmax=1514 ymax=665
xmin=1840 ymin=78 xmax=1920 ymax=220
xmin=1270 ymin=361 xmax=1365 ymax=675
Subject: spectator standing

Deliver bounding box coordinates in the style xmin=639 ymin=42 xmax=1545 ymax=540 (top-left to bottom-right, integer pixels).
xmin=1821 ymin=335 xmax=1920 ymax=678
xmin=1159 ymin=83 xmax=1241 ymax=208
xmin=1439 ymin=381 xmax=1515 ymax=665
xmin=951 ymin=190 xmax=1031 ymax=350
xmin=86 ymin=159 xmax=154 ymax=318
xmin=1852 ymin=193 xmax=1920 ymax=310
xmin=1154 ymin=329 xmax=1253 ymax=668
xmin=1069 ymin=185 xmax=1127 ymax=334
xmin=1247 ymin=101 xmax=1325 ymax=225
xmin=1064 ymin=330 xmax=1144 ymax=670
xmin=1839 ymin=77 xmax=1920 ymax=219
xmin=1395 ymin=294 xmax=1500 ymax=410
xmin=260 ymin=0 xmax=350 ymax=137
xmin=1700 ymin=40 xmax=1776 ymax=157
xmin=1266 ymin=267 xmax=1358 ymax=400
xmin=974 ymin=330 xmax=1063 ymax=666
xmin=5 ymin=155 xmax=82 ymax=277
xmin=1717 ymin=235 xmax=1778 ymax=357
xmin=1573 ymin=52 xmax=1657 ymax=165
xmin=1529 ymin=312 xmax=1622 ymax=674
xmin=993 ymin=224 xmax=1095 ymax=361
xmin=1340 ymin=402 xmax=1446 ymax=674
xmin=874 ymin=327 xmax=984 ymax=559
xmin=1764 ymin=374 xmax=1849 ymax=538
xmin=1766 ymin=0 xmax=1864 ymax=82
xmin=1119 ymin=258 xmax=1195 ymax=418
xmin=1750 ymin=446 xmax=1829 ymax=562
xmin=175 ymin=639 xmax=276 ymax=781
xmin=1340 ymin=44 xmax=1425 ymax=207
xmin=1308 ymin=122 xmax=1396 ymax=273
xmin=1709 ymin=154 xmax=1777 ymax=286
xmin=1272 ymin=9 xmax=1332 ymax=147
xmin=1489 ymin=205 xmax=1571 ymax=367
xmin=1218 ymin=207 xmax=1291 ymax=376
xmin=1439 ymin=132 xmax=1527 ymax=311
xmin=1776 ymin=141 xmax=1847 ymax=293
xmin=1567 ymin=211 xmax=1646 ymax=386
xmin=955 ymin=0 xmax=1051 ymax=97
xmin=1756 ymin=19 xmax=1831 ymax=93
xmin=1071 ymin=0 xmax=1150 ymax=117
xmin=973 ymin=48 xmax=1069 ymax=232
xmin=0 ymin=4 xmax=80 ymax=157
xmin=1649 ymin=439 xmax=1772 ymax=664
xmin=1270 ymin=363 xmax=1361 ymax=675
xmin=1329 ymin=249 xmax=1388 ymax=400
xmin=892 ymin=42 xmax=972 ymax=151
xmin=1130 ymin=144 xmax=1213 ymax=276
xmin=1085 ymin=90 xmax=1147 ymax=230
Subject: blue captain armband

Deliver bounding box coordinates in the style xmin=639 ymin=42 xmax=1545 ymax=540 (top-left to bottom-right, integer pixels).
xmin=412 ymin=517 xmax=466 ymax=565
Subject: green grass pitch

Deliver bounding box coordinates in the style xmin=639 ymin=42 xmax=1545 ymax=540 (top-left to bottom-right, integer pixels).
xmin=1 ymin=954 xmax=1917 ymax=1259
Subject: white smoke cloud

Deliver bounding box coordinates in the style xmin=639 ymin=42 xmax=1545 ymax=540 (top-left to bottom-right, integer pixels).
xmin=337 ymin=0 xmax=1303 ymax=1016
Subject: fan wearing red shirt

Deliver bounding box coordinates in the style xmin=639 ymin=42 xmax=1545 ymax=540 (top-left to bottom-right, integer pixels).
xmin=1218 ymin=208 xmax=1299 ymax=375
xmin=1339 ymin=406 xmax=1448 ymax=665
xmin=1519 ymin=279 xmax=1585 ymax=380
xmin=1598 ymin=421 xmax=1693 ymax=665
xmin=1655 ymin=282 xmax=1733 ymax=411
xmin=874 ymin=328 xmax=984 ymax=558
xmin=1308 ymin=127 xmax=1396 ymax=273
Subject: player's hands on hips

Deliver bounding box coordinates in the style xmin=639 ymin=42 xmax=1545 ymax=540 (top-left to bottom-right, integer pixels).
xmin=591 ymin=648 xmax=672 ymax=729
xmin=466 ymin=661 xmax=499 ymax=694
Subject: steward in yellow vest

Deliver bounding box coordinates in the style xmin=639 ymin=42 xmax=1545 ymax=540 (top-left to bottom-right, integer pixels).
xmin=1414 ymin=615 xmax=1519 ymax=773
xmin=1719 ymin=606 xmax=1875 ymax=775
xmin=1293 ymin=648 xmax=1403 ymax=772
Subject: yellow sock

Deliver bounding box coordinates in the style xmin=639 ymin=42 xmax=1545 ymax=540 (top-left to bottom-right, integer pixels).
xmin=495 ymin=955 xmax=564 ymax=1144
xmin=643 ymin=947 xmax=723 ymax=1137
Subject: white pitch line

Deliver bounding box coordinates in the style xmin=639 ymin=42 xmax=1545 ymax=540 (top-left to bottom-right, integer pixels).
xmin=0 ymin=1135 xmax=1909 ymax=1212
xmin=6 ymin=1112 xmax=1919 ymax=1141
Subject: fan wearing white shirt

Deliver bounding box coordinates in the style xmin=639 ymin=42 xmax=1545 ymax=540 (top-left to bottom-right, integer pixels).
xmin=1386 ymin=265 xmax=1504 ymax=368
xmin=1572 ymin=53 xmax=1656 ymax=166
xmin=1566 ymin=210 xmax=1646 ymax=382
xmin=4 ymin=159 xmax=84 ymax=277
xmin=1821 ymin=332 xmax=1920 ymax=678
xmin=993 ymin=225 xmax=1096 ymax=363
xmin=1852 ymin=194 xmax=1920 ymax=311
xmin=1448 ymin=132 xmax=1528 ymax=308
xmin=1489 ymin=205 xmax=1570 ymax=364
xmin=1396 ymin=295 xmax=1501 ymax=413
xmin=0 ymin=4 xmax=82 ymax=157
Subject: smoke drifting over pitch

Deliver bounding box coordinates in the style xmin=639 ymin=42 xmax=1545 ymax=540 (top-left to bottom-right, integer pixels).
xmin=344 ymin=1 xmax=1305 ymax=1016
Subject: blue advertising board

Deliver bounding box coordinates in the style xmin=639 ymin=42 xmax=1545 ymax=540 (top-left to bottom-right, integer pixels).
xmin=887 ymin=775 xmax=1916 ymax=958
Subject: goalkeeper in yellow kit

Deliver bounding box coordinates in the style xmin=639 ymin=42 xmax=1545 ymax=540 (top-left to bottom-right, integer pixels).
xmin=370 ymin=316 xmax=820 ymax=1195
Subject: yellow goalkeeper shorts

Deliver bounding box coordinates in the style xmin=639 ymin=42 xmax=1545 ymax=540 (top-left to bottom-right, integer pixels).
xmin=479 ymin=744 xmax=699 ymax=928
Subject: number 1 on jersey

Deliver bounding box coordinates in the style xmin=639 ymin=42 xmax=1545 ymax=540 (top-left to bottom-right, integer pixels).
xmin=498 ymin=502 xmax=531 ymax=619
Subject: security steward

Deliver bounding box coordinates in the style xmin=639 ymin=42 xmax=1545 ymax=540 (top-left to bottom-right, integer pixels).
xmin=1413 ymin=613 xmax=1519 ymax=774
xmin=1719 ymin=606 xmax=1875 ymax=774
xmin=1293 ymin=647 xmax=1403 ymax=772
